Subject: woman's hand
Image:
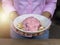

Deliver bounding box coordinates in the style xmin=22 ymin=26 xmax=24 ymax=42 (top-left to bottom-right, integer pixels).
xmin=42 ymin=11 xmax=51 ymax=19
xmin=9 ymin=11 xmax=19 ymax=21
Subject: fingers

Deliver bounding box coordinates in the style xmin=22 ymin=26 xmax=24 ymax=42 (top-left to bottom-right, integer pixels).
xmin=33 ymin=31 xmax=44 ymax=36
xmin=14 ymin=25 xmax=44 ymax=37
xmin=24 ymin=33 xmax=32 ymax=37
xmin=16 ymin=29 xmax=32 ymax=37
xmin=16 ymin=29 xmax=44 ymax=37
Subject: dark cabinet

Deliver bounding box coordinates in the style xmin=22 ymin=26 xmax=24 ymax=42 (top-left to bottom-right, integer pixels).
xmin=54 ymin=0 xmax=60 ymax=19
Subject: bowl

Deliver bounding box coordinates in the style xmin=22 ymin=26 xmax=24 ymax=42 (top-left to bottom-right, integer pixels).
xmin=13 ymin=14 xmax=52 ymax=34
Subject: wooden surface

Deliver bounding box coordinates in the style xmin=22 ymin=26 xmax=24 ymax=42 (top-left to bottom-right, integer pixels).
xmin=0 ymin=39 xmax=60 ymax=45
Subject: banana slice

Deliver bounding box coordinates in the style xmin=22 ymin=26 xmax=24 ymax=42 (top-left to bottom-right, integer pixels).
xmin=17 ymin=22 xmax=24 ymax=29
xmin=39 ymin=26 xmax=44 ymax=30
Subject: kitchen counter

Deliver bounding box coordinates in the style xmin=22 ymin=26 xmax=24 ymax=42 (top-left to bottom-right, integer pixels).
xmin=0 ymin=39 xmax=60 ymax=45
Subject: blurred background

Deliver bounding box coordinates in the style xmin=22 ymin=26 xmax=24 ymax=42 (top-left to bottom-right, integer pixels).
xmin=0 ymin=0 xmax=60 ymax=38
xmin=49 ymin=0 xmax=60 ymax=39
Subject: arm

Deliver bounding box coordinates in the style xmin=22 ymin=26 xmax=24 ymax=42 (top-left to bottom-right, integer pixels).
xmin=42 ymin=0 xmax=57 ymax=18
xmin=2 ymin=0 xmax=16 ymax=13
xmin=2 ymin=0 xmax=18 ymax=20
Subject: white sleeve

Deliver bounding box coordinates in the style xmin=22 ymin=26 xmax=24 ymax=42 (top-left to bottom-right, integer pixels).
xmin=2 ymin=0 xmax=16 ymax=14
